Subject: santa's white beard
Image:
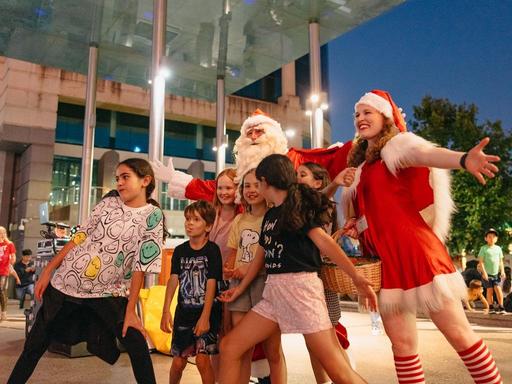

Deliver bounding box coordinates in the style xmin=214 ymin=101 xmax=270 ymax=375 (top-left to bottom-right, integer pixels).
xmin=233 ymin=135 xmax=287 ymax=183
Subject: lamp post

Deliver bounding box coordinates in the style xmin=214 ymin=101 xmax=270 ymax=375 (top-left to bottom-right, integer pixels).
xmin=305 ymin=92 xmax=328 ymax=149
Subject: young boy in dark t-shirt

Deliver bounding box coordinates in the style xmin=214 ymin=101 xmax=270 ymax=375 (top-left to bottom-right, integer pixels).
xmin=161 ymin=200 xmax=222 ymax=384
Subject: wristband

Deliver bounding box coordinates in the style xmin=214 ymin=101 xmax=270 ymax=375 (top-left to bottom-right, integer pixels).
xmin=459 ymin=153 xmax=468 ymax=169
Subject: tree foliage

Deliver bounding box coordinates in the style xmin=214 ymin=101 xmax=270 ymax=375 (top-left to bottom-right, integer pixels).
xmin=410 ymin=96 xmax=512 ymax=255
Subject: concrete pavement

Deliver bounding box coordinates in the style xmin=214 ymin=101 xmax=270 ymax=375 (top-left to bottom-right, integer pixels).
xmin=1 ymin=299 xmax=511 ymax=383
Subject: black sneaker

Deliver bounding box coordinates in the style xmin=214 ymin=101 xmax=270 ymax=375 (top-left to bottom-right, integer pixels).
xmin=497 ymin=306 xmax=507 ymax=314
xmin=489 ymin=308 xmax=497 ymax=314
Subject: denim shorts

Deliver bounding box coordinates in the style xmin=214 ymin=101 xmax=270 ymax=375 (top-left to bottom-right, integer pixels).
xmin=170 ymin=324 xmax=219 ymax=357
xmin=484 ymin=274 xmax=501 ymax=289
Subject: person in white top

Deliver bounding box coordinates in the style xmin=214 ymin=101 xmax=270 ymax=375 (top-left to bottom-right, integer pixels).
xmin=8 ymin=158 xmax=165 ymax=384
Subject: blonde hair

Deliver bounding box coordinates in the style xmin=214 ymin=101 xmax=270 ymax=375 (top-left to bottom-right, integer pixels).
xmin=348 ymin=116 xmax=400 ymax=167
xmin=0 ymin=226 xmax=9 ymax=241
xmin=213 ymin=168 xmax=237 ymax=208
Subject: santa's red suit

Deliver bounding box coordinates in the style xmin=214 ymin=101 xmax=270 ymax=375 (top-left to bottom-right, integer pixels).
xmin=155 ymin=109 xmax=353 ymax=202
xmin=184 ymin=144 xmax=353 ymax=201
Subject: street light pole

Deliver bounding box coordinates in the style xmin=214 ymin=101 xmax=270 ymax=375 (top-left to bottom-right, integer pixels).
xmin=309 ymin=20 xmax=323 ymax=148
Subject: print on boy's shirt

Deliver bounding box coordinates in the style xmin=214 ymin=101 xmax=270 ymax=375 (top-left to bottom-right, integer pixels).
xmin=179 ymin=255 xmax=209 ymax=308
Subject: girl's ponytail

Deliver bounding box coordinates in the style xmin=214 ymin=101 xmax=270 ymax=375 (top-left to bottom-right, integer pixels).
xmin=278 ymin=183 xmax=333 ymax=233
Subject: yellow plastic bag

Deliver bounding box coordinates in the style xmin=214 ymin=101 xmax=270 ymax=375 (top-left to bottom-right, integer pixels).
xmin=139 ymin=285 xmax=177 ymax=355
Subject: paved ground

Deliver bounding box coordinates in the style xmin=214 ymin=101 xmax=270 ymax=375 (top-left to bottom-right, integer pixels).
xmin=2 ymin=300 xmax=511 ymax=383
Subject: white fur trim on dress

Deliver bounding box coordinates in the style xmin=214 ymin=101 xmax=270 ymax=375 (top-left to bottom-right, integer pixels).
xmin=166 ymin=170 xmax=193 ymax=199
xmin=355 ymin=92 xmax=393 ymax=118
xmin=427 ymin=167 xmax=455 ymax=242
xmin=378 ymin=272 xmax=467 ymax=315
xmin=381 ymin=132 xmax=455 ymax=242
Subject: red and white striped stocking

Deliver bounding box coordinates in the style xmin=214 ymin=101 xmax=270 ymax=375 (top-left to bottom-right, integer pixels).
xmin=393 ymin=354 xmax=425 ymax=384
xmin=458 ymin=339 xmax=502 ymax=384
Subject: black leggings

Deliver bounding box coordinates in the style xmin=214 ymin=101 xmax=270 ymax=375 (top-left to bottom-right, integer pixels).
xmin=8 ymin=288 xmax=156 ymax=384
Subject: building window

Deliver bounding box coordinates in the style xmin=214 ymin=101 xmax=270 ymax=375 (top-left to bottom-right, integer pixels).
xmin=234 ymin=68 xmax=282 ymax=103
xmin=164 ymin=120 xmax=197 ymax=158
xmin=116 ymin=112 xmax=149 ymax=153
xmin=56 ymin=103 xmax=111 ymax=148
xmin=50 ymin=156 xmax=100 ymax=207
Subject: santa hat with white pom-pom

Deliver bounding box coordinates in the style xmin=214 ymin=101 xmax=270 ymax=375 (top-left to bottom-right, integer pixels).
xmin=354 ymin=89 xmax=407 ymax=132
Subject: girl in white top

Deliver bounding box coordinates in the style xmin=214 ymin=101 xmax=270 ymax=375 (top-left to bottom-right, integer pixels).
xmin=8 ymin=158 xmax=165 ymax=384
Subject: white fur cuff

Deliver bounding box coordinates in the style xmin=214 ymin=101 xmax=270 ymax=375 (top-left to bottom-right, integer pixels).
xmin=167 ymin=171 xmax=193 ymax=199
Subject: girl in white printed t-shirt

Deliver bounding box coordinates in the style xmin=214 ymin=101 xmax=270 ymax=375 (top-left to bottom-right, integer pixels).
xmin=8 ymin=158 xmax=165 ymax=384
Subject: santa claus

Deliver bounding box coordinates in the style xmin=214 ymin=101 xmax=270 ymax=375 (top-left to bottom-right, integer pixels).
xmin=151 ymin=109 xmax=353 ymax=201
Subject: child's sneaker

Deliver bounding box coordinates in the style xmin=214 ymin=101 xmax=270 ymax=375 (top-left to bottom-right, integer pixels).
xmin=497 ymin=306 xmax=506 ymax=314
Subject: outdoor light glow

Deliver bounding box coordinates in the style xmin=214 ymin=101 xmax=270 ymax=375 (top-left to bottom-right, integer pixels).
xmin=305 ymin=110 xmax=313 ymax=116
xmin=159 ymin=67 xmax=171 ymax=78
xmin=310 ymin=94 xmax=319 ymax=103
xmin=148 ymin=79 xmax=152 ymax=84
xmin=285 ymin=129 xmax=296 ymax=138
xmin=134 ymin=146 xmax=141 ymax=153
xmin=212 ymin=146 xmax=218 ymax=152
xmin=321 ymin=103 xmax=329 ymax=111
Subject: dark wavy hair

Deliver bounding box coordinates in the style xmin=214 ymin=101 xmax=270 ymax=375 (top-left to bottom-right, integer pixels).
xmin=255 ymin=154 xmax=334 ymax=232
xmin=184 ymin=200 xmax=217 ymax=228
xmin=300 ymin=162 xmax=339 ymax=233
xmin=116 ymin=158 xmax=168 ymax=241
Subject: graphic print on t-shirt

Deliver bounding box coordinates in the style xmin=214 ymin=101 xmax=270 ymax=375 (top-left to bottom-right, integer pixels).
xmin=262 ymin=218 xmax=283 ymax=270
xmin=179 ymin=255 xmax=209 ymax=308
xmin=51 ymin=196 xmax=163 ymax=298
xmin=239 ymin=229 xmax=259 ymax=263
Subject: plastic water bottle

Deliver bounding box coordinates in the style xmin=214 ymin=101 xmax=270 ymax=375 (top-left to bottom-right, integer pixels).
xmin=370 ymin=311 xmax=383 ymax=335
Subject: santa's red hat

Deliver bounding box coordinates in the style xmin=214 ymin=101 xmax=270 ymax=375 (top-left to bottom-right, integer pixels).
xmin=354 ymin=90 xmax=407 ymax=132
xmin=240 ymin=109 xmax=283 ymax=138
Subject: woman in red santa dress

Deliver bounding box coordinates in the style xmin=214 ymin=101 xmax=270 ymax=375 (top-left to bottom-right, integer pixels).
xmin=343 ymin=89 xmax=502 ymax=384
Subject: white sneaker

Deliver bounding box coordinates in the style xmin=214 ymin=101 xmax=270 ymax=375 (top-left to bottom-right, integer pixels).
xmin=1 ymin=311 xmax=7 ymax=321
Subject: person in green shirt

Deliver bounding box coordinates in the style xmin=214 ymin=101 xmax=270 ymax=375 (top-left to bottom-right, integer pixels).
xmin=478 ymin=228 xmax=506 ymax=314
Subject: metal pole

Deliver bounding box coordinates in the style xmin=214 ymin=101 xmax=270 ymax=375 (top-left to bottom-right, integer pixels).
xmin=147 ymin=0 xmax=167 ymax=288
xmin=309 ymin=20 xmax=323 ymax=148
xmin=78 ymin=3 xmax=102 ymax=223
xmin=216 ymin=78 xmax=226 ymax=174
xmin=215 ymin=0 xmax=231 ymax=174
xmin=149 ymin=0 xmax=167 ymax=197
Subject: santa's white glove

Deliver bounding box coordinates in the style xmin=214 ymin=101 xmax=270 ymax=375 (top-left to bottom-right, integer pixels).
xmin=328 ymin=141 xmax=344 ymax=149
xmin=150 ymin=158 xmax=193 ymax=199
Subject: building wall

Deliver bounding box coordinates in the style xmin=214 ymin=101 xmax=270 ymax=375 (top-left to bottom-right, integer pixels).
xmin=0 ymin=56 xmax=322 ymax=254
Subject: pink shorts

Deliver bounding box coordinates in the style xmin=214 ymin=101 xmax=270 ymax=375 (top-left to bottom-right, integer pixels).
xmin=252 ymin=272 xmax=332 ymax=334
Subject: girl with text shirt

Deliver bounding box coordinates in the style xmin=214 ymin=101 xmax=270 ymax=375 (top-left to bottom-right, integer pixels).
xmin=219 ymin=154 xmax=377 ymax=384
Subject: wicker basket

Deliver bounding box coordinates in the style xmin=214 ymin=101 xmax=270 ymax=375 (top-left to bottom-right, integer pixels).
xmin=320 ymin=229 xmax=382 ymax=295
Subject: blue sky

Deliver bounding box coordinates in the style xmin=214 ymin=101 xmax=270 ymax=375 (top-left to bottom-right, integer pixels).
xmin=327 ymin=0 xmax=512 ymax=143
